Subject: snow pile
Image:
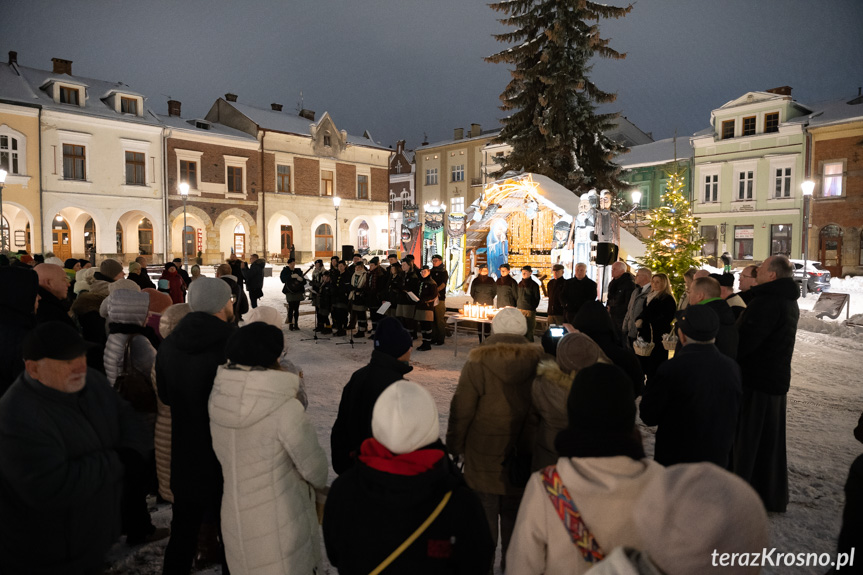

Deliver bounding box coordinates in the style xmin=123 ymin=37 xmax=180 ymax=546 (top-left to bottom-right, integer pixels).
xmin=797 ymin=310 xmax=863 ymax=339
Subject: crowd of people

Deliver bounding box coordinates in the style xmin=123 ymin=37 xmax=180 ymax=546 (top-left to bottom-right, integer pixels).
xmin=0 ymin=249 xmax=860 ymax=575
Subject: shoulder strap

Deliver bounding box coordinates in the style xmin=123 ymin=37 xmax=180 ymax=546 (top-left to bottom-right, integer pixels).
xmin=120 ymin=334 xmax=136 ymax=377
xmin=368 ymin=490 xmax=452 ymax=575
xmin=541 ymin=466 xmax=604 ymax=563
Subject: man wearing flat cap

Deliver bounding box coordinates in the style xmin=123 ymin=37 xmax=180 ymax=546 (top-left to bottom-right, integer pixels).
xmin=155 ymin=277 xmax=236 ymax=573
xmin=545 ymin=264 xmax=567 ymax=325
xmin=640 ymin=305 xmax=742 ymax=468
xmin=0 ymin=322 xmax=149 ymax=575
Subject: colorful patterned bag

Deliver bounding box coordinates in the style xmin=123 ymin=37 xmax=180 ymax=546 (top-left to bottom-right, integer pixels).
xmin=541 ymin=465 xmax=605 ymax=563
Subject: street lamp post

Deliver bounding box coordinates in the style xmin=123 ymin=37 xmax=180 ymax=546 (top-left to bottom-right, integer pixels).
xmin=179 ymin=182 xmax=189 ymax=272
xmin=0 ymin=169 xmax=7 ymax=253
xmin=333 ymin=196 xmax=341 ymax=258
xmin=630 ymin=190 xmax=642 ymax=239
xmin=801 ymin=180 xmax=815 ymax=297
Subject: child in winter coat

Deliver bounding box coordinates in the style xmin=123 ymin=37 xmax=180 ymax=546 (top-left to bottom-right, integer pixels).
xmin=324 ymin=380 xmax=494 ymax=574
xmin=209 ymin=322 xmax=328 ymax=575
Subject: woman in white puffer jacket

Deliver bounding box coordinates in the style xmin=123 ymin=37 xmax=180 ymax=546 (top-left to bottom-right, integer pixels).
xmin=209 ymin=322 xmax=328 ymax=575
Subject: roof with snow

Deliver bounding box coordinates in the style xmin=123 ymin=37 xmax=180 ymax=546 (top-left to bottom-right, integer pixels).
xmin=224 ymin=101 xmax=388 ymax=150
xmin=2 ymin=63 xmax=161 ymax=126
xmin=416 ymin=129 xmax=501 ymax=151
xmin=805 ymin=95 xmax=863 ymax=128
xmin=616 ymin=137 xmax=693 ymax=169
xmin=157 ymin=113 xmax=258 ymax=143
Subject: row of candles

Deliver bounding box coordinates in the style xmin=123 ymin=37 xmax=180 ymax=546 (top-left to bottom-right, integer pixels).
xmin=462 ymin=304 xmax=496 ymax=319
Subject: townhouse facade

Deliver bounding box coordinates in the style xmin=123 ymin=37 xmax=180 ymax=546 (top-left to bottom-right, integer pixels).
xmin=205 ymin=96 xmax=390 ymax=262
xmin=0 ymin=52 xmax=42 ymax=254
xmin=690 ymin=88 xmax=811 ymax=265
xmin=806 ymin=93 xmax=863 ymax=277
xmin=388 ymin=139 xmax=415 ymax=250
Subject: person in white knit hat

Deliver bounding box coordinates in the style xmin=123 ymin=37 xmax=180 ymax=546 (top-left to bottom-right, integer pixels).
xmin=323 ymin=380 xmax=493 ymax=573
xmin=447 ymin=304 xmax=543 ymax=572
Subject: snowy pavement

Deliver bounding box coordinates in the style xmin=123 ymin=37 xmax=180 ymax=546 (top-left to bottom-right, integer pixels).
xmin=104 ymin=269 xmax=863 ymax=574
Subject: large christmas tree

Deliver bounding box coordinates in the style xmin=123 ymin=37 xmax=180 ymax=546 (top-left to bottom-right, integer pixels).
xmin=637 ymin=167 xmax=705 ymax=299
xmin=486 ymin=0 xmax=632 ymax=193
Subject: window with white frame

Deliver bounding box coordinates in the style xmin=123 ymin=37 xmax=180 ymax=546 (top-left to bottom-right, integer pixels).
xmin=0 ymin=131 xmax=23 ymax=174
xmin=451 ymin=164 xmax=464 ymax=182
xmin=63 ymin=144 xmax=86 ymax=180
xmin=822 ymin=161 xmax=844 ymax=197
xmin=700 ymin=168 xmax=719 ymax=203
xmin=224 ymin=155 xmax=249 ymax=196
xmin=451 ymin=197 xmax=465 ymax=213
xmin=425 ymin=168 xmax=438 ymax=186
xmin=175 ymin=149 xmax=202 ymax=192
xmin=773 ymin=167 xmax=792 ymax=198
xmin=59 ymin=86 xmax=80 ymax=105
xmin=125 ymin=151 xmax=145 ymax=185
xmin=737 ymin=170 xmax=754 ymax=200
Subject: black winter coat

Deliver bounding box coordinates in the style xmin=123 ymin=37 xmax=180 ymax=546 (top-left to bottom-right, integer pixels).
xmin=400 ymin=269 xmax=421 ymax=306
xmin=636 ymin=292 xmax=677 ymax=377
xmin=606 ymin=273 xmax=636 ymax=333
xmin=545 ymin=276 xmax=566 ymax=316
xmin=228 ymin=259 xmax=243 ymax=288
xmin=242 ymin=258 xmax=265 ymax=299
xmin=385 ymin=270 xmax=405 ymax=304
xmin=640 ymin=343 xmax=742 ymax=468
xmin=563 ymin=277 xmax=598 ymax=322
xmin=317 ymin=281 xmax=335 ymax=311
xmin=330 ymin=350 xmax=413 ymax=475
xmin=470 ymin=275 xmax=497 ymax=305
xmin=334 ymin=269 xmax=352 ymax=309
xmin=0 ymin=267 xmax=38 ymax=397
xmin=365 ymin=267 xmax=389 ymax=310
xmin=430 ymin=264 xmax=449 ymax=301
xmin=736 ymin=277 xmax=799 ymax=395
xmin=155 ymin=312 xmax=235 ymax=498
xmin=517 ymin=277 xmax=541 ymax=311
xmin=572 ymin=301 xmax=645 ymax=397
xmin=35 ymin=287 xmax=75 ymax=327
xmin=415 ymin=276 xmax=439 ymax=312
xmin=323 ymin=442 xmax=494 ymax=574
xmin=129 ymin=270 xmax=156 ymax=290
xmin=0 ymin=369 xmax=149 ymax=575
xmin=495 ymin=275 xmax=519 ymax=307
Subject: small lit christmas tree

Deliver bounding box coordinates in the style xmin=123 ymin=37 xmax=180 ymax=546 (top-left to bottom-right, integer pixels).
xmin=637 ymin=167 xmax=704 ymax=300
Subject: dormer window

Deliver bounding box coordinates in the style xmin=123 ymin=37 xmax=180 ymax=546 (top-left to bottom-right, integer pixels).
xmin=764 ymin=112 xmax=779 ymax=133
xmin=60 ymin=86 xmax=80 ymax=105
xmin=324 ymin=133 xmax=331 ymax=147
xmin=195 ymin=121 xmax=210 ymax=130
xmin=721 ymin=120 xmax=735 ymax=140
xmin=120 ymin=97 xmax=137 ymax=115
xmin=742 ymin=116 xmax=756 ymax=137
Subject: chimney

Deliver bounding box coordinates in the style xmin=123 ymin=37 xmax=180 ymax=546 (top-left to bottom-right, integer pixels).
xmin=454 ymin=127 xmax=464 ymax=140
xmin=52 ymin=57 xmax=73 ymax=75
xmin=224 ymin=93 xmax=238 ymax=102
xmin=396 ymin=139 xmax=405 ymax=153
xmin=167 ymin=100 xmax=182 ymax=117
xmin=765 ymin=86 xmax=792 ymax=97
xmin=8 ymin=51 xmax=17 ymax=65
xmin=271 ymin=103 xmax=283 ymax=111
xmin=470 ymin=123 xmax=481 ymax=138
xmin=299 ymin=108 xmax=315 ymax=121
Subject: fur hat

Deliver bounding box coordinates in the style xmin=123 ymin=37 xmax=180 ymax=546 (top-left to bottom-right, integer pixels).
xmin=373 ymin=317 xmax=413 ymax=358
xmin=226 ymin=322 xmax=284 ymax=367
xmin=187 ymin=277 xmax=231 ymax=314
xmin=159 ymin=303 xmax=192 ymax=337
xmin=43 ymin=256 xmax=64 ymax=266
xmin=241 ymin=305 xmax=284 ymax=329
xmin=74 ymin=267 xmax=97 ymax=295
xmin=99 ymin=258 xmax=123 ymax=280
xmin=556 ymin=332 xmax=605 ymax=374
xmin=372 ymin=380 xmax=440 ymax=455
xmin=491 ymin=307 xmax=526 ymax=336
xmin=635 ymin=463 xmax=768 ymax=575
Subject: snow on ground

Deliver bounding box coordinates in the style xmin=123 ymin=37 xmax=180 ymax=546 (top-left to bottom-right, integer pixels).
xmin=105 ymin=267 xmax=863 ymax=574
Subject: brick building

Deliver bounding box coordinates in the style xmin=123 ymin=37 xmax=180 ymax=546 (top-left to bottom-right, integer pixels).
xmin=806 ymin=93 xmax=863 ymax=277
xmin=388 ymin=139 xmax=415 ymax=250
xmin=205 ymin=96 xmax=390 ymax=262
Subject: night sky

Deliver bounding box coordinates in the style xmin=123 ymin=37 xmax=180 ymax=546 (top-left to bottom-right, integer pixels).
xmin=2 ymin=0 xmax=861 ymax=149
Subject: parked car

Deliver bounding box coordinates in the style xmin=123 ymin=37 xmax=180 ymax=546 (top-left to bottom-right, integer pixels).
xmin=790 ymin=259 xmax=831 ymax=294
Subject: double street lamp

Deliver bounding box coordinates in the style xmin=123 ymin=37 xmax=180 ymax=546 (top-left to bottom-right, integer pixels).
xmin=801 ymin=180 xmax=815 ymax=297
xmin=179 ymin=182 xmax=189 ymax=272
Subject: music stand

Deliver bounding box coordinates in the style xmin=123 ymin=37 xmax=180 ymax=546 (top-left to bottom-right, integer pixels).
xmin=300 ymin=301 xmax=330 ymax=344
